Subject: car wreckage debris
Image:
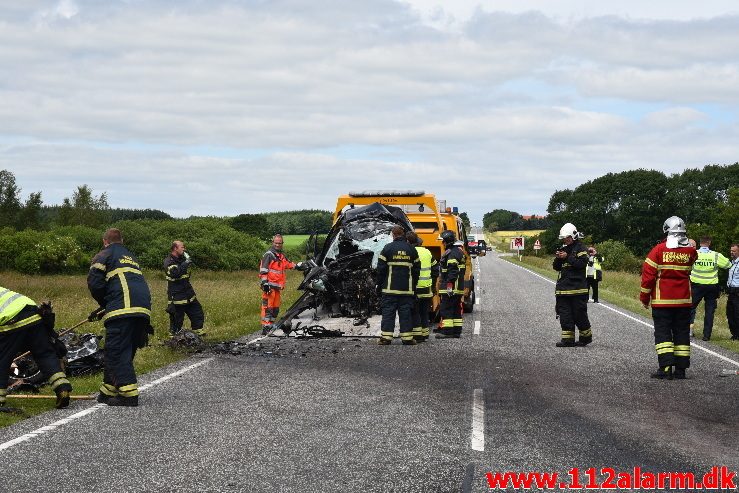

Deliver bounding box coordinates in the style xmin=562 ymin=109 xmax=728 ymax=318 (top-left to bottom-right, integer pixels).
xmin=211 ymin=338 xmax=366 ymax=358
xmin=163 ymin=330 xmax=205 ymax=351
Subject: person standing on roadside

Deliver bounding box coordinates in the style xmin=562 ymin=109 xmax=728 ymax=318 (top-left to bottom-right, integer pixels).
xmin=726 ymin=243 xmax=739 ymax=341
xmin=164 ymin=240 xmax=205 ymax=337
xmin=88 ymin=228 xmax=152 ymax=406
xmin=586 ymin=246 xmax=604 ymax=303
xmin=259 ymin=234 xmax=306 ymax=336
xmin=688 ymin=236 xmax=731 ymax=341
xmin=553 ymin=223 xmax=592 ymax=347
xmin=435 ymin=230 xmax=466 ymax=339
xmin=406 ymin=231 xmax=438 ymax=342
xmin=640 ymin=217 xmax=697 ymax=380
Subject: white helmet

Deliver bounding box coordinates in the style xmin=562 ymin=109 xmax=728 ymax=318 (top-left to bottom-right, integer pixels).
xmin=663 ymin=216 xmax=686 ymax=235
xmin=558 ymin=222 xmax=579 ymax=240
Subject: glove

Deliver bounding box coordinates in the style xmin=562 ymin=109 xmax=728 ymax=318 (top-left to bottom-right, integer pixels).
xmin=261 ymin=281 xmax=271 ymax=294
xmin=182 ymin=251 xmax=193 ymax=267
xmin=88 ymin=308 xmax=105 ymax=322
xmin=295 ymin=261 xmax=304 ymax=270
xmin=183 ymin=251 xmax=190 ymax=261
xmin=446 ymin=283 xmax=454 ymax=296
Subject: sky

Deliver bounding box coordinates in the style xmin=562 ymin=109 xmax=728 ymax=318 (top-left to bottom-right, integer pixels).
xmin=1 ymin=1 xmax=738 ymax=223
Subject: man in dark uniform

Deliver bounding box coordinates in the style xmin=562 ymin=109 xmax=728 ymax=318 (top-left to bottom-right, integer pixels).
xmin=436 ymin=230 xmax=466 ymax=338
xmin=164 ymin=240 xmax=205 ymax=337
xmin=88 ymin=228 xmax=152 ymax=407
xmin=376 ymin=226 xmax=420 ymax=345
xmin=0 ymin=288 xmax=72 ymax=409
xmin=553 ymin=223 xmax=592 ymax=347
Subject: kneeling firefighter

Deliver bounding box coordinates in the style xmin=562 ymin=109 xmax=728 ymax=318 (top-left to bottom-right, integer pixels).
xmin=436 ymin=230 xmax=465 ymax=338
xmin=0 ymin=288 xmax=72 ymax=409
xmin=553 ymin=223 xmax=592 ymax=347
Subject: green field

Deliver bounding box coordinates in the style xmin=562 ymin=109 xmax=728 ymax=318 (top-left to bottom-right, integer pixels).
xmin=282 ymin=234 xmax=310 ymax=248
xmin=0 ymin=268 xmax=303 ymax=426
xmin=504 ymin=255 xmax=739 ymax=355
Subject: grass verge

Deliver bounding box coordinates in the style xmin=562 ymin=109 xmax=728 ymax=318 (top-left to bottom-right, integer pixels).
xmin=502 ymin=255 xmax=739 ymax=355
xmin=0 ymin=268 xmax=302 ymax=426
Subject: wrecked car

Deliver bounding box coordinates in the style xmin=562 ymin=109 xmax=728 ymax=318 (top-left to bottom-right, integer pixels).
xmin=273 ymin=202 xmax=414 ymax=337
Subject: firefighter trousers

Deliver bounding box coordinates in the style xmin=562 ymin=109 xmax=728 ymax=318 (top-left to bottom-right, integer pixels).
xmin=261 ymin=289 xmax=282 ymax=330
xmin=0 ymin=321 xmax=71 ymax=405
xmin=411 ymin=296 xmax=432 ymax=338
xmin=652 ymin=307 xmax=691 ymax=369
xmin=440 ymin=293 xmax=463 ymax=336
xmin=380 ymin=294 xmax=414 ymax=341
xmin=100 ymin=317 xmax=148 ymax=399
xmin=169 ymin=299 xmax=205 ymax=334
xmin=556 ymin=295 xmax=591 ymax=343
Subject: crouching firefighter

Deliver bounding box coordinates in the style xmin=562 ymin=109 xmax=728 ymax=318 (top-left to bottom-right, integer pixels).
xmin=259 ymin=234 xmax=307 ymax=335
xmin=0 ymin=289 xmax=72 ymax=409
xmin=553 ymin=223 xmax=592 ymax=347
xmin=407 ymin=231 xmax=438 ymax=342
xmin=164 ymin=241 xmax=205 ymax=337
xmin=436 ymin=230 xmax=465 ymax=338
xmin=88 ymin=228 xmax=153 ymax=407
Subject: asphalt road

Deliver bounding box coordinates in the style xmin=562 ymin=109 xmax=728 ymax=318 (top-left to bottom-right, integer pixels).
xmin=1 ymin=254 xmax=737 ymax=492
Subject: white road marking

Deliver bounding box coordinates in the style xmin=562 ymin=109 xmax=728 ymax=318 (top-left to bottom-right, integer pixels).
xmin=474 ymin=320 xmax=481 ymax=335
xmin=475 ymin=296 xmax=480 ymax=305
xmin=506 ymin=260 xmax=739 ymax=368
xmin=0 ymin=358 xmax=214 ymax=452
xmin=471 ymin=389 xmax=485 ymax=451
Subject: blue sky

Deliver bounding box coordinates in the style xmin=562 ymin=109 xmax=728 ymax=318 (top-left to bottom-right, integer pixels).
xmin=1 ymin=1 xmax=738 ymax=222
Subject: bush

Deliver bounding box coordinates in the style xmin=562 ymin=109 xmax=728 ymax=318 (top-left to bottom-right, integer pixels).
xmin=597 ymin=240 xmax=642 ymax=274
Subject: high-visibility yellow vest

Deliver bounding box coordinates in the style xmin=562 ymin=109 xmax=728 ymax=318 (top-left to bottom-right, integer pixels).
xmin=0 ymin=286 xmax=40 ymax=333
xmin=690 ymin=249 xmax=731 ymax=285
xmin=415 ymin=246 xmax=434 ymax=289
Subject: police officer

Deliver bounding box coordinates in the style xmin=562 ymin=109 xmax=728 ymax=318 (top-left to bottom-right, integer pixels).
xmin=727 ymin=243 xmax=739 ymax=341
xmin=436 ymin=230 xmax=466 ymax=339
xmin=406 ymin=231 xmax=438 ymax=342
xmin=88 ymin=228 xmax=152 ymax=406
xmin=259 ymin=234 xmax=307 ymax=336
xmin=586 ymin=246 xmax=603 ymax=303
xmin=164 ymin=240 xmax=205 ymax=337
xmin=553 ymin=223 xmax=592 ymax=347
xmin=376 ymin=226 xmax=420 ymax=345
xmin=640 ymin=217 xmax=697 ymax=379
xmin=689 ymin=236 xmax=731 ymax=341
xmin=0 ymin=288 xmax=72 ymax=409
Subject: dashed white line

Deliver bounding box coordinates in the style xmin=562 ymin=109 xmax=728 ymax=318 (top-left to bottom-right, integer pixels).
xmin=0 ymin=357 xmax=214 ymax=452
xmin=471 ymin=389 xmax=485 ymax=451
xmin=505 ymin=260 xmax=739 ymax=368
xmin=474 ymin=320 xmax=481 ymax=335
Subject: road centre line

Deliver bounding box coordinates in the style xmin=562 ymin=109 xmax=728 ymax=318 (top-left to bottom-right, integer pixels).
xmin=506 ymin=260 xmax=739 ymax=368
xmin=474 ymin=320 xmax=481 ymax=335
xmin=0 ymin=357 xmax=214 ymax=452
xmin=471 ymin=389 xmax=485 ymax=451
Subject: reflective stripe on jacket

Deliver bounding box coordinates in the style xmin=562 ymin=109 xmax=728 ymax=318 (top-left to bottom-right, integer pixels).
xmin=553 ymin=240 xmax=589 ymax=296
xmin=377 ymin=238 xmax=420 ymax=295
xmin=0 ymin=287 xmax=40 ymax=333
xmin=640 ymin=240 xmax=697 ymax=308
xmin=415 ymin=246 xmax=437 ymax=290
xmin=259 ymin=248 xmax=295 ymax=289
xmin=690 ymin=249 xmax=731 ymax=285
xmin=88 ymin=243 xmax=152 ymax=322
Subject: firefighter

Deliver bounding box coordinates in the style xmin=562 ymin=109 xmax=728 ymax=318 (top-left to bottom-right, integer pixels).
xmin=0 ymin=288 xmax=72 ymax=409
xmin=406 ymin=231 xmax=438 ymax=342
xmin=259 ymin=234 xmax=306 ymax=336
xmin=640 ymin=216 xmax=697 ymax=379
xmin=553 ymin=223 xmax=592 ymax=347
xmin=376 ymin=226 xmax=420 ymax=345
xmin=88 ymin=228 xmax=152 ymax=406
xmin=436 ymin=230 xmax=466 ymax=339
xmin=164 ymin=240 xmax=205 ymax=337
xmin=688 ymin=236 xmax=730 ymax=341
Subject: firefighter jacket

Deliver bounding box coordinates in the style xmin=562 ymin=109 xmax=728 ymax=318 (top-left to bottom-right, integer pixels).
xmin=259 ymin=247 xmax=295 ymax=290
xmin=689 ymin=247 xmax=730 ymax=285
xmin=415 ymin=246 xmax=438 ymax=298
xmin=640 ymin=239 xmax=697 ymax=308
xmin=553 ymin=240 xmax=589 ymax=296
xmin=88 ymin=243 xmax=152 ymax=323
xmin=377 ymin=238 xmax=420 ymax=296
xmin=0 ymin=287 xmax=41 ymax=334
xmin=440 ymin=245 xmax=466 ymax=295
xmin=163 ymin=254 xmax=196 ymax=303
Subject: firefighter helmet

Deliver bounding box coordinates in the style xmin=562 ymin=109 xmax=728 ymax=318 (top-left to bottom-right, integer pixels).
xmin=558 ymin=223 xmax=579 ymax=240
xmin=663 ymin=216 xmax=686 ymax=235
xmin=440 ymin=230 xmax=456 ymax=246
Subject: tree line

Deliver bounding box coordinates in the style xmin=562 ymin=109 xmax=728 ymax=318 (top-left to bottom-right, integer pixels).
xmin=482 ymin=209 xmax=552 ymax=231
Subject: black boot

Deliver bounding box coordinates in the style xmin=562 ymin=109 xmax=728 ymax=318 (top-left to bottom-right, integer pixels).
xmin=673 ymin=368 xmax=686 ymax=379
xmin=650 ymin=367 xmax=673 ymax=380
xmin=106 ymin=395 xmax=139 ymax=407
xmin=556 ymin=340 xmax=576 ymax=347
xmin=55 ymin=390 xmax=70 ymax=409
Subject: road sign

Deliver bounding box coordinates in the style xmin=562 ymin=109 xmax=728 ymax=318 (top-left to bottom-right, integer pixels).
xmin=533 ymin=240 xmax=541 ymax=250
xmin=513 ymin=237 xmax=524 ymax=250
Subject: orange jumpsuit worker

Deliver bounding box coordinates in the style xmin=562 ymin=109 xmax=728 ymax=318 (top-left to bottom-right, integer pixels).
xmin=259 ymin=235 xmax=305 ymax=335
